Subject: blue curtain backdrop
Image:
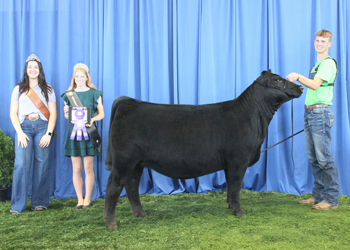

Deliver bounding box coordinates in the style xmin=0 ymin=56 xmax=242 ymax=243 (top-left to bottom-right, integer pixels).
xmin=0 ymin=0 xmax=349 ymax=200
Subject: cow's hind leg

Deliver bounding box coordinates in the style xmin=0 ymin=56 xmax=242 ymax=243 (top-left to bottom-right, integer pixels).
xmin=225 ymin=166 xmax=247 ymax=216
xmin=104 ymin=169 xmax=125 ymax=230
xmin=124 ymin=163 xmax=147 ymax=217
xmin=224 ymin=169 xmax=232 ymax=209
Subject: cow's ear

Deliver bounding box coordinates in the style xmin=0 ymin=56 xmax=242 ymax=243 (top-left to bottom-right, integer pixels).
xmin=261 ymin=70 xmax=268 ymax=75
xmin=268 ymin=69 xmax=271 ymax=74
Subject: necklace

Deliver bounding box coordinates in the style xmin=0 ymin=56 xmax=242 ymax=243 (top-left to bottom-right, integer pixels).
xmin=30 ymin=84 xmax=38 ymax=88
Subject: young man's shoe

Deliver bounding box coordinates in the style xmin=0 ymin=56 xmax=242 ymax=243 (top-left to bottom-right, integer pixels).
xmin=299 ymin=198 xmax=317 ymax=205
xmin=312 ymin=201 xmax=338 ymax=210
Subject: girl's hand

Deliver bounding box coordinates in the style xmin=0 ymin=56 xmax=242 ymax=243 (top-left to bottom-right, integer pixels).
xmin=86 ymin=117 xmax=94 ymax=127
xmin=64 ymin=105 xmax=69 ymax=113
xmin=39 ymin=133 xmax=52 ymax=148
xmin=63 ymin=102 xmax=69 ymax=119
xmin=17 ymin=131 xmax=29 ymax=148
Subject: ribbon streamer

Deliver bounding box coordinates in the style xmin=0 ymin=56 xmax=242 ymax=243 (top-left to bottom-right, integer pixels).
xmin=70 ymin=109 xmax=89 ymax=141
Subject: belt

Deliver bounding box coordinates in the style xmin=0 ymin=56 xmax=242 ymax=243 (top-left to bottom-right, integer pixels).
xmin=304 ymin=104 xmax=329 ymax=112
xmin=25 ymin=113 xmax=40 ymax=121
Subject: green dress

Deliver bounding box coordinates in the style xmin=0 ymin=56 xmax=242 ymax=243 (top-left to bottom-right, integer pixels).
xmin=61 ymin=89 xmax=103 ymax=156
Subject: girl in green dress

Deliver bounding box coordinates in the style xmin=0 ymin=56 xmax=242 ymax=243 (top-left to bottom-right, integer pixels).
xmin=61 ymin=63 xmax=104 ymax=209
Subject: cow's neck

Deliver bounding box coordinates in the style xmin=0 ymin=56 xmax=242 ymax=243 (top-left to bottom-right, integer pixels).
xmin=238 ymin=82 xmax=278 ymax=137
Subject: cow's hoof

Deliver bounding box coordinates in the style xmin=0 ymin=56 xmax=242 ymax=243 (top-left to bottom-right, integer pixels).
xmin=135 ymin=211 xmax=147 ymax=217
xmin=234 ymin=211 xmax=245 ymax=217
xmin=107 ymin=222 xmax=118 ymax=230
xmin=129 ymin=210 xmax=147 ymax=217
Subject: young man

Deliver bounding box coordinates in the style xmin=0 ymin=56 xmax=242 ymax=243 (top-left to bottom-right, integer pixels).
xmin=287 ymin=30 xmax=339 ymax=210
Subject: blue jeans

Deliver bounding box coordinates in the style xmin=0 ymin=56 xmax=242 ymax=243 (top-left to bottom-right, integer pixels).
xmin=11 ymin=119 xmax=51 ymax=213
xmin=304 ymin=105 xmax=339 ymax=206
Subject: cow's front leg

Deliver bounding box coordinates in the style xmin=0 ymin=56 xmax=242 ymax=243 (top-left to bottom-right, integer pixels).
xmin=104 ymin=170 xmax=125 ymax=230
xmin=225 ymin=167 xmax=247 ymax=216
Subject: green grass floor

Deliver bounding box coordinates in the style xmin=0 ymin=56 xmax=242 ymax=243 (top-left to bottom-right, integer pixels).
xmin=1 ymin=190 xmax=350 ymax=249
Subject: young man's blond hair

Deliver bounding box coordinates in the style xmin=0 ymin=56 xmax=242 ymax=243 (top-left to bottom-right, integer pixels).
xmin=315 ymin=30 xmax=332 ymax=41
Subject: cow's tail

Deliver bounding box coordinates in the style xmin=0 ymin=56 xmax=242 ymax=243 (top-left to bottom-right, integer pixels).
xmin=105 ymin=96 xmax=130 ymax=171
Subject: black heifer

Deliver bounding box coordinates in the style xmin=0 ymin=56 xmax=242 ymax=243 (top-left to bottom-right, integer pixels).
xmin=104 ymin=70 xmax=303 ymax=230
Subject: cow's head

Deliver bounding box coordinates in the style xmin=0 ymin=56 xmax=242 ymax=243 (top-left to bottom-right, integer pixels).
xmin=256 ymin=70 xmax=304 ymax=101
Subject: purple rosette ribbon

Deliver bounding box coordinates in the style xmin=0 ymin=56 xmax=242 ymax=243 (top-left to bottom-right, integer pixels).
xmin=70 ymin=109 xmax=89 ymax=141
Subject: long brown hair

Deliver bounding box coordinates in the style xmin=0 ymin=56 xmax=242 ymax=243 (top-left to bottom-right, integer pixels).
xmin=18 ymin=60 xmax=52 ymax=102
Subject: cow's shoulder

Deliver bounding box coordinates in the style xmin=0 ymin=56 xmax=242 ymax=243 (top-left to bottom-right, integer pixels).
xmin=112 ymin=96 xmax=139 ymax=109
xmin=110 ymin=96 xmax=139 ymax=117
xmin=113 ymin=96 xmax=137 ymax=105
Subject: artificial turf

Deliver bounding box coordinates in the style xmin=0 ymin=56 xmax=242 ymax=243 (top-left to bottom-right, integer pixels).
xmin=1 ymin=189 xmax=350 ymax=249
